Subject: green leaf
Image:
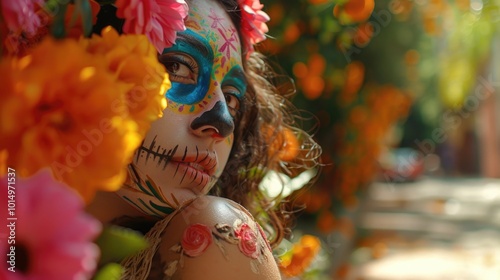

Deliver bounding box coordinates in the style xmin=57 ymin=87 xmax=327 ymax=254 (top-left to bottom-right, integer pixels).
xmin=77 ymin=0 xmax=94 ymax=37
xmin=333 ymin=0 xmax=349 ymax=5
xmin=93 ymin=263 xmax=123 ymax=280
xmin=47 ymin=1 xmax=68 ymax=39
xmin=44 ymin=0 xmax=64 ymax=13
xmin=95 ymin=225 xmax=149 ymax=265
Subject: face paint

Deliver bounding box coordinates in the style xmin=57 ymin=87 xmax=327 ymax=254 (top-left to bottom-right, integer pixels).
xmin=191 ymin=101 xmax=235 ymax=138
xmin=222 ymin=67 xmax=247 ymax=99
xmin=117 ymin=0 xmax=247 ymax=216
xmin=163 ymin=31 xmax=213 ymax=105
xmin=161 ymin=6 xmax=246 ymax=116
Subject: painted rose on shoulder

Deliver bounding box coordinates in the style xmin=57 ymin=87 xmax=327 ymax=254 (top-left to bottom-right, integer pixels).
xmin=121 ymin=195 xmax=281 ymax=280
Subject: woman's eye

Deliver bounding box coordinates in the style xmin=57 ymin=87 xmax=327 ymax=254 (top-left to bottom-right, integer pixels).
xmin=166 ymin=62 xmax=189 ymax=76
xmin=223 ymin=87 xmax=241 ymax=118
xmin=158 ymin=53 xmax=198 ymax=84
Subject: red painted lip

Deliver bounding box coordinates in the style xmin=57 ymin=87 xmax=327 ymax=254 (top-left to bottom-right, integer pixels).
xmin=171 ymin=151 xmax=218 ymax=177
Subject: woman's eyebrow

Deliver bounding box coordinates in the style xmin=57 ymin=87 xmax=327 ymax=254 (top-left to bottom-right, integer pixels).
xmin=176 ymin=32 xmax=212 ymax=58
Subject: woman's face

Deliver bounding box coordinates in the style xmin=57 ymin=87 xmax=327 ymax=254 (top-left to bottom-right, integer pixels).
xmin=117 ymin=0 xmax=246 ymax=215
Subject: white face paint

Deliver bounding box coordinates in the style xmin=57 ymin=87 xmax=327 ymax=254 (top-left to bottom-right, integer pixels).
xmin=117 ymin=0 xmax=246 ymax=216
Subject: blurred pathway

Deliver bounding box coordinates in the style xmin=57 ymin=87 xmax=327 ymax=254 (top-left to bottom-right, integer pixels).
xmin=345 ymin=177 xmax=500 ymax=280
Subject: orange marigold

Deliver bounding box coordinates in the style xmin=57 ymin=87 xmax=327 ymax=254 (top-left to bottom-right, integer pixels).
xmin=279 ymin=235 xmax=321 ymax=277
xmin=340 ymin=61 xmax=365 ymax=105
xmin=263 ymin=125 xmax=300 ymax=162
xmin=334 ymin=0 xmax=375 ymax=24
xmin=0 ymin=29 xmax=169 ymax=202
xmin=82 ymin=26 xmax=169 ymax=136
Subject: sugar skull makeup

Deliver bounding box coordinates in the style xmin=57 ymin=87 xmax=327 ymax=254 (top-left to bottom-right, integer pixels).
xmin=117 ymin=0 xmax=247 ymax=216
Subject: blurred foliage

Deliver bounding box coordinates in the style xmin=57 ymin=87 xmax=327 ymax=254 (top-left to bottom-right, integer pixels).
xmin=93 ymin=225 xmax=149 ymax=279
xmin=260 ymin=0 xmax=415 ymax=231
xmin=260 ymin=0 xmax=499 ymax=242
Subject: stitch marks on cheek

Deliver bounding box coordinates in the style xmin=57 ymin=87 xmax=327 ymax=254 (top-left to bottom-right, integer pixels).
xmin=136 ymin=136 xmax=179 ymax=169
xmin=136 ymin=139 xmax=220 ymax=192
xmin=173 ymin=146 xmax=218 ymax=189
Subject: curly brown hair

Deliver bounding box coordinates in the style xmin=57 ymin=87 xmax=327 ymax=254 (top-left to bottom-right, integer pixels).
xmin=210 ymin=0 xmax=322 ymax=247
xmin=94 ymin=0 xmax=322 ymax=247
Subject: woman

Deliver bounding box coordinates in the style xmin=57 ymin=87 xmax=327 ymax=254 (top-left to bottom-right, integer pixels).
xmin=88 ymin=0 xmax=321 ymax=278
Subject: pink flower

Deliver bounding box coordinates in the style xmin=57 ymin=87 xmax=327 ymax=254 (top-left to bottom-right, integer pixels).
xmin=238 ymin=0 xmax=270 ymax=54
xmin=0 ymin=0 xmax=43 ymax=34
xmin=181 ymin=223 xmax=213 ymax=257
xmin=0 ymin=169 xmax=101 ymax=280
xmin=116 ymin=0 xmax=188 ymax=53
xmin=235 ymin=223 xmax=260 ymax=259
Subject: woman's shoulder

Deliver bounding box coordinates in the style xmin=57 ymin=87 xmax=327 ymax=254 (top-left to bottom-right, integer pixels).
xmin=154 ymin=195 xmax=281 ymax=280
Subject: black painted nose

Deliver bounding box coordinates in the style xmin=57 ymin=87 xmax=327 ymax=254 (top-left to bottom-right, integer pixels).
xmin=190 ymin=101 xmax=234 ymax=138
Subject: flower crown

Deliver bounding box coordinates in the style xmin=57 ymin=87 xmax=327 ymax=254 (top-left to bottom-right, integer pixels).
xmin=113 ymin=0 xmax=270 ymax=55
xmin=0 ymin=0 xmax=269 ymax=57
xmin=238 ymin=0 xmax=271 ymax=55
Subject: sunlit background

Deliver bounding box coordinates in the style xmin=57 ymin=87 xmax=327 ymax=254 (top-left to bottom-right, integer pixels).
xmin=259 ymin=0 xmax=500 ymax=278
xmin=1 ymin=0 xmax=499 ymax=278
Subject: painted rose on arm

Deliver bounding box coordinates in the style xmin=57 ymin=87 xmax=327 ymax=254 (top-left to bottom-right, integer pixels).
xmin=235 ymin=223 xmax=260 ymax=259
xmin=181 ymin=223 xmax=213 ymax=257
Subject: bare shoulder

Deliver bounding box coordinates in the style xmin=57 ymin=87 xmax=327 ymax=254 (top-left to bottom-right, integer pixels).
xmin=156 ymin=195 xmax=281 ymax=280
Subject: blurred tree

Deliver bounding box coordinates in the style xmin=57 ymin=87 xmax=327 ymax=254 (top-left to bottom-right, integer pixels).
xmin=260 ymin=1 xmax=500 ymax=277
xmin=260 ymin=0 xmax=414 ymax=229
xmin=260 ymin=0 xmax=499 ymax=227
